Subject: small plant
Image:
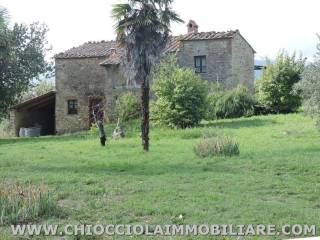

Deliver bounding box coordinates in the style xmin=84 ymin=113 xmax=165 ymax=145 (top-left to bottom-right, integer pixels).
xmin=115 ymin=92 xmax=140 ymax=123
xmin=89 ymin=124 xmax=99 ymax=137
xmin=194 ymin=136 xmax=240 ymax=158
xmin=0 ymin=182 xmax=63 ymax=225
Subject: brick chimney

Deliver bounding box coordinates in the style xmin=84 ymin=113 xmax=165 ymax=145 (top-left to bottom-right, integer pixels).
xmin=187 ymin=20 xmax=199 ymax=34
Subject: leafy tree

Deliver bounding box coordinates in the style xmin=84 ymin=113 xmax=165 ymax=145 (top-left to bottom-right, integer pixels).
xmin=151 ymin=55 xmax=208 ymax=128
xmin=256 ymin=51 xmax=306 ymax=113
xmin=112 ymin=0 xmax=183 ymax=151
xmin=0 ymin=6 xmax=52 ymax=118
xmin=294 ymin=36 xmax=320 ymax=130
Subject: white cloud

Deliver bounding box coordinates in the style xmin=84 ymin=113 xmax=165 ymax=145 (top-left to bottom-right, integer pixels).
xmin=1 ymin=0 xmax=319 ymax=60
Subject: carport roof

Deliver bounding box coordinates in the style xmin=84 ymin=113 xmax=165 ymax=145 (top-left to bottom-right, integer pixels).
xmin=10 ymin=91 xmax=56 ymax=111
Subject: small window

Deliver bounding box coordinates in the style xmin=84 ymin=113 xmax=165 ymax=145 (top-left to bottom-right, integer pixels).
xmin=194 ymin=56 xmax=207 ymax=73
xmin=67 ymin=100 xmax=78 ymax=115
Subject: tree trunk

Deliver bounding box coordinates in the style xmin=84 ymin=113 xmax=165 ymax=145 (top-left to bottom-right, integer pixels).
xmin=97 ymin=120 xmax=106 ymax=146
xmin=141 ymin=80 xmax=149 ymax=151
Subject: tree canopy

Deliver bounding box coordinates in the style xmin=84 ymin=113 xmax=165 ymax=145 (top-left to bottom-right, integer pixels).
xmin=256 ymin=51 xmax=306 ymax=113
xmin=0 ymin=6 xmax=52 ymax=118
xmin=294 ymin=36 xmax=320 ymax=130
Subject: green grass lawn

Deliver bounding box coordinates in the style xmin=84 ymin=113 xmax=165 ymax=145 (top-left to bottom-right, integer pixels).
xmin=1 ymin=113 xmax=320 ymax=239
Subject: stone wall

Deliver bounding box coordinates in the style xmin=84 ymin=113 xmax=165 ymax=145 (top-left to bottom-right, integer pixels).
xmin=55 ymin=56 xmax=139 ymax=134
xmin=176 ymin=36 xmax=254 ymax=90
xmin=231 ymin=33 xmax=255 ymax=91
xmin=9 ymin=110 xmax=20 ymax=136
xmin=177 ymin=38 xmax=233 ymax=88
xmin=54 ymin=35 xmax=254 ymax=134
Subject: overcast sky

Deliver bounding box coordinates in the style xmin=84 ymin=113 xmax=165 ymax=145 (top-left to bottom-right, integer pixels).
xmin=1 ymin=0 xmax=319 ymax=60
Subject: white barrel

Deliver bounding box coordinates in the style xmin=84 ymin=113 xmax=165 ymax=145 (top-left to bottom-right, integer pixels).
xmin=19 ymin=128 xmax=26 ymax=137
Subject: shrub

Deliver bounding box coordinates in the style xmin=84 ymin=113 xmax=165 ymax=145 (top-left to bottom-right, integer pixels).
xmin=115 ymin=92 xmax=140 ymax=123
xmin=151 ymin=55 xmax=208 ymax=128
xmin=206 ymin=85 xmax=256 ymax=120
xmin=89 ymin=124 xmax=100 ymax=137
xmin=0 ymin=182 xmax=63 ymax=225
xmin=256 ymin=50 xmax=306 ymax=113
xmin=194 ymin=135 xmax=240 ymax=158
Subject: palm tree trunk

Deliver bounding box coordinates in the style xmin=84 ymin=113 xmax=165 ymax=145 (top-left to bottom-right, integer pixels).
xmin=97 ymin=120 xmax=106 ymax=146
xmin=141 ymin=79 xmax=149 ymax=151
xmin=141 ymin=51 xmax=150 ymax=152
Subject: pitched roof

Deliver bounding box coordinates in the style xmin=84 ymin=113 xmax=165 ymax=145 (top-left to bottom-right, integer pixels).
xmin=100 ymin=48 xmax=124 ymax=66
xmin=54 ymin=41 xmax=119 ymax=59
xmin=164 ymin=30 xmax=238 ymax=53
xmin=55 ymin=30 xmax=247 ymax=63
xmin=10 ymin=91 xmax=56 ymax=110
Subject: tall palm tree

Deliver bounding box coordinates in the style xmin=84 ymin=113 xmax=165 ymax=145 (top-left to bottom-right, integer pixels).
xmin=112 ymin=0 xmax=183 ymax=151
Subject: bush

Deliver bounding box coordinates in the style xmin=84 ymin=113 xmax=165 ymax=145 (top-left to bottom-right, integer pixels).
xmin=206 ymin=85 xmax=256 ymax=120
xmin=256 ymin=51 xmax=306 ymax=113
xmin=151 ymin=55 xmax=208 ymax=128
xmin=0 ymin=182 xmax=63 ymax=225
xmin=115 ymin=92 xmax=140 ymax=123
xmin=194 ymin=135 xmax=240 ymax=158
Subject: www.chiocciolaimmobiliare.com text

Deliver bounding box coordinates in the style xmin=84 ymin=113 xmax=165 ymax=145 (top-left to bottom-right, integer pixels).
xmin=10 ymin=224 xmax=317 ymax=237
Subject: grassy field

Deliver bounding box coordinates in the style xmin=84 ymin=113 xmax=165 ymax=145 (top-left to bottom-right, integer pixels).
xmin=1 ymin=114 xmax=320 ymax=239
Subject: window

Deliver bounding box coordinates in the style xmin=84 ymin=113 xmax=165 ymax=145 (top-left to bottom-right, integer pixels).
xmin=67 ymin=100 xmax=78 ymax=115
xmin=194 ymin=56 xmax=207 ymax=73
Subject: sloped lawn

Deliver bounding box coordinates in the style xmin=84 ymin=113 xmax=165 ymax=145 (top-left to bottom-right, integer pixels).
xmin=0 ymin=114 xmax=320 ymax=239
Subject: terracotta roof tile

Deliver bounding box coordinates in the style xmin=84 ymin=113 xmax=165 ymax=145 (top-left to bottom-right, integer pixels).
xmin=55 ymin=30 xmax=239 ymax=61
xmin=54 ymin=41 xmax=119 ymax=59
xmin=164 ymin=30 xmax=237 ymax=53
xmin=100 ymin=49 xmax=124 ymax=66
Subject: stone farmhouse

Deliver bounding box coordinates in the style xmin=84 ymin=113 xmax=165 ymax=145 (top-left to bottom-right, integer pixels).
xmin=10 ymin=20 xmax=255 ymax=136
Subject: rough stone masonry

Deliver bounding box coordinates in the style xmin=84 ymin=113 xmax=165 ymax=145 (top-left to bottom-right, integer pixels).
xmin=10 ymin=20 xmax=255 ymax=135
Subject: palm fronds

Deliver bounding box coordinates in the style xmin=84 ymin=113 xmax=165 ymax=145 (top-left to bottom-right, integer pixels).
xmin=111 ymin=0 xmax=183 ymax=151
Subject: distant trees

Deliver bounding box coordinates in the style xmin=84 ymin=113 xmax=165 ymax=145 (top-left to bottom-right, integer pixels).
xmin=256 ymin=51 xmax=306 ymax=113
xmin=151 ymin=55 xmax=208 ymax=128
xmin=294 ymin=36 xmax=320 ymax=130
xmin=22 ymin=79 xmax=55 ymax=101
xmin=0 ymin=6 xmax=52 ymax=119
xmin=112 ymin=0 xmax=183 ymax=151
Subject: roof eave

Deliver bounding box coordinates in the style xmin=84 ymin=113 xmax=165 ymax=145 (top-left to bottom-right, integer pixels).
xmin=100 ymin=63 xmax=120 ymax=67
xmin=55 ymin=55 xmax=108 ymax=60
xmin=10 ymin=91 xmax=56 ymax=110
xmin=180 ymin=36 xmax=234 ymax=42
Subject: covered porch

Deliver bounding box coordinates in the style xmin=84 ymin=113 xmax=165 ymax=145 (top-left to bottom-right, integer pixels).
xmin=10 ymin=91 xmax=56 ymax=137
